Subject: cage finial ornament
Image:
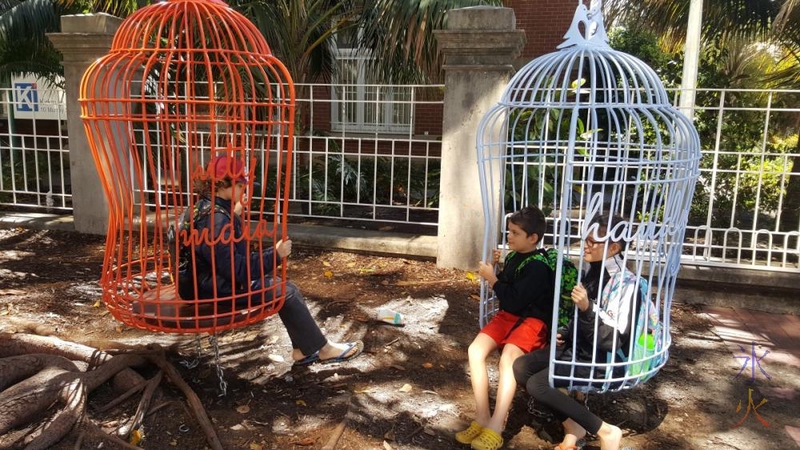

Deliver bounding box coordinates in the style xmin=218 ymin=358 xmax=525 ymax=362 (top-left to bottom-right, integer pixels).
xmin=80 ymin=0 xmax=295 ymax=334
xmin=477 ymin=0 xmax=701 ymax=393
xmin=558 ymin=0 xmax=609 ymax=49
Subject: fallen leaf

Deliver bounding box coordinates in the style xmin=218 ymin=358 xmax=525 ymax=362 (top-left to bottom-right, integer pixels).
xmin=249 ymin=442 xmax=264 ymax=450
xmin=465 ymin=272 xmax=479 ymax=282
xmin=114 ymin=326 xmax=123 ymax=333
xmin=469 ymin=294 xmax=481 ymax=301
xmin=356 ymin=315 xmax=370 ymax=322
xmin=267 ymin=354 xmax=284 ymax=363
xmin=399 ymin=384 xmax=412 ymax=393
xmin=389 ymin=365 xmax=406 ymax=371
xmin=383 ymin=440 xmax=395 ymax=449
xmin=379 ymin=225 xmax=394 ymax=231
xmin=236 ymin=405 xmax=251 ymax=414
xmin=383 ymin=430 xmax=396 ymax=441
xmin=346 ymin=262 xmax=356 ymax=268
xmin=322 ymin=261 xmax=332 ymax=267
xmin=324 ymin=270 xmax=334 ymax=278
xmin=296 ymin=399 xmax=307 ymax=407
xmin=354 ymin=387 xmax=372 ymax=394
xmin=169 ymin=439 xmax=178 ymax=446
xmin=422 ymin=362 xmax=433 ymax=369
xmin=292 ymin=437 xmax=315 ymax=446
xmin=424 ymin=427 xmax=436 ymax=436
xmin=93 ymin=300 xmax=102 ymax=308
xmin=129 ymin=429 xmax=143 ymax=446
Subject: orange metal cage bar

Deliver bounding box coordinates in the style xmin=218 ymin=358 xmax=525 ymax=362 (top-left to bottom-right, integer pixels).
xmin=80 ymin=0 xmax=295 ymax=334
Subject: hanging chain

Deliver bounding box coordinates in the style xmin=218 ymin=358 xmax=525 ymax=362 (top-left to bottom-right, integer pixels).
xmin=209 ymin=335 xmax=228 ymax=397
xmin=179 ymin=336 xmax=203 ymax=369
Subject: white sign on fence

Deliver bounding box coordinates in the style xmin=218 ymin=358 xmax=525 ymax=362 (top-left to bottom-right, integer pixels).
xmin=11 ymin=74 xmax=67 ymax=120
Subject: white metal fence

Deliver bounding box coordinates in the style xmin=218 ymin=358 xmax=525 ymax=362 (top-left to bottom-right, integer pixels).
xmin=0 ymin=84 xmax=797 ymax=271
xmin=0 ymin=87 xmax=70 ymax=210
xmin=670 ymin=88 xmax=800 ymax=272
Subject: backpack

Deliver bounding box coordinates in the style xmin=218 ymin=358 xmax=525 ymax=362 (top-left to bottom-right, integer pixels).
xmin=626 ymin=277 xmax=664 ymax=381
xmin=166 ymin=199 xmax=231 ymax=299
xmin=507 ymin=248 xmax=578 ymax=327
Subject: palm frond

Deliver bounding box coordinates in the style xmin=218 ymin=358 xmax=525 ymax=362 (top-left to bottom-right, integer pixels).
xmin=358 ymin=0 xmax=501 ymax=83
xmin=763 ymin=43 xmax=800 ymax=88
xmin=230 ymin=0 xmax=358 ymax=83
xmin=0 ymin=35 xmax=62 ymax=83
xmin=612 ymin=0 xmax=784 ymax=44
xmin=0 ymin=0 xmax=62 ymax=43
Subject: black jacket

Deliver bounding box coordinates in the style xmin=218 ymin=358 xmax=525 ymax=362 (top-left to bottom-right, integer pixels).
xmin=177 ymin=197 xmax=278 ymax=300
xmin=559 ymin=263 xmax=639 ymax=363
xmin=493 ymin=250 xmax=554 ymax=324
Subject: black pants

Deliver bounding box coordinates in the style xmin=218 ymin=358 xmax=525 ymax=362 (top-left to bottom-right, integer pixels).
xmin=512 ymin=348 xmax=604 ymax=434
xmin=249 ymin=277 xmax=328 ymax=356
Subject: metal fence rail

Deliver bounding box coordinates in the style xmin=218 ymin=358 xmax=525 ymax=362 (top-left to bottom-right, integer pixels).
xmin=291 ymin=83 xmax=442 ymax=227
xmin=0 ymin=87 xmax=70 ymax=211
xmin=0 ymin=84 xmax=797 ymax=271
xmin=670 ymin=88 xmax=800 ymax=272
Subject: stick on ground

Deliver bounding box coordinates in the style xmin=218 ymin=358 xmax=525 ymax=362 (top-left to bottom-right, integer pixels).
xmin=146 ymin=350 xmax=223 ymax=450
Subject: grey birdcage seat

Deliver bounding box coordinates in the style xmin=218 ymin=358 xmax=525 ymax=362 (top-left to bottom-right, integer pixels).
xmin=476 ymin=0 xmax=701 ymax=393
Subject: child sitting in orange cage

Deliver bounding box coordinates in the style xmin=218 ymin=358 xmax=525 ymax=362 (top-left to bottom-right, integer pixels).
xmin=176 ymin=154 xmax=362 ymax=366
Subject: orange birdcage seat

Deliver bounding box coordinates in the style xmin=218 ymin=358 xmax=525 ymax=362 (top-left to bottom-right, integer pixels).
xmin=80 ymin=0 xmax=295 ymax=334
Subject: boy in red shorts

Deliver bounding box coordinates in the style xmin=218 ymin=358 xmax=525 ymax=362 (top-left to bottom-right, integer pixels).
xmin=457 ymin=206 xmax=554 ymax=450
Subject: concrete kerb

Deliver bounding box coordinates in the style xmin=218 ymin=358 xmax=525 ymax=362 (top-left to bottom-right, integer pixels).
xmin=0 ymin=212 xmax=437 ymax=260
xmin=1 ymin=211 xmax=796 ymax=313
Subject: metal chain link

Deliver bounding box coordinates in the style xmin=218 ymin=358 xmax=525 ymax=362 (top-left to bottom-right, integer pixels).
xmin=179 ymin=336 xmax=203 ymax=369
xmin=209 ymin=335 xmax=228 ymax=396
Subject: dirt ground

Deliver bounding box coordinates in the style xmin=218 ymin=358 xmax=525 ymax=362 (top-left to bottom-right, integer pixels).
xmin=0 ymin=227 xmax=797 ymax=450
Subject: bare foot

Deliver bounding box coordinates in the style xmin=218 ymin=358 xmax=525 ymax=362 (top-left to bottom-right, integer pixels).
xmin=596 ymin=422 xmax=622 ymax=450
xmin=318 ymin=341 xmax=362 ymax=361
xmin=557 ymin=418 xmax=586 ymax=449
xmin=292 ymin=341 xmax=364 ymax=363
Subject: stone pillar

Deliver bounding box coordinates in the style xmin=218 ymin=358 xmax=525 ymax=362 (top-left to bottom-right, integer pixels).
xmin=48 ymin=14 xmax=122 ymax=234
xmin=434 ymin=7 xmax=524 ymax=270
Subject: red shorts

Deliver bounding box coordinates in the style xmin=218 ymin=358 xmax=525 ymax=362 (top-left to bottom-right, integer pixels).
xmin=480 ymin=310 xmax=548 ymax=353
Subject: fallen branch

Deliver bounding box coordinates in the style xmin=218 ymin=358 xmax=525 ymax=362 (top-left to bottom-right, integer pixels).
xmin=393 ymin=280 xmax=451 ymax=286
xmin=95 ymin=378 xmax=148 ymax=413
xmin=145 ymin=400 xmax=178 ymax=418
xmin=146 ymin=349 xmax=223 ymax=450
xmin=321 ymin=420 xmax=347 ymax=450
xmin=120 ymin=371 xmax=162 ymax=438
xmin=82 ymin=420 xmax=142 ymax=450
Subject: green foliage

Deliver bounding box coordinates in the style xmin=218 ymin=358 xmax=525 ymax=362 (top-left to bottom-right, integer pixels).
xmin=609 ymin=25 xmax=799 ymax=238
xmin=293 ymin=149 xmax=440 ymax=218
xmin=609 ymin=27 xmax=677 ymax=86
xmin=358 ymin=0 xmax=502 ymax=83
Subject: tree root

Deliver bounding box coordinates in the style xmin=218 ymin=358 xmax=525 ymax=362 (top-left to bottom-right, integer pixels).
xmin=81 ymin=420 xmax=143 ymax=450
xmin=0 ymin=334 xmax=226 ymax=450
xmin=119 ymin=371 xmax=162 ymax=438
xmin=146 ymin=347 xmax=224 ymax=450
xmin=0 ymin=333 xmax=146 ymax=392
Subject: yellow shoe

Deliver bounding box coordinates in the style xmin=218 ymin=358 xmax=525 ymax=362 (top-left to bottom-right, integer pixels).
xmin=455 ymin=421 xmax=483 ymax=444
xmin=470 ymin=428 xmax=503 ymax=450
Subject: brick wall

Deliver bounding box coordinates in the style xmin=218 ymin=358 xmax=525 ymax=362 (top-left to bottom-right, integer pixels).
xmin=505 ymin=0 xmax=577 ymax=62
